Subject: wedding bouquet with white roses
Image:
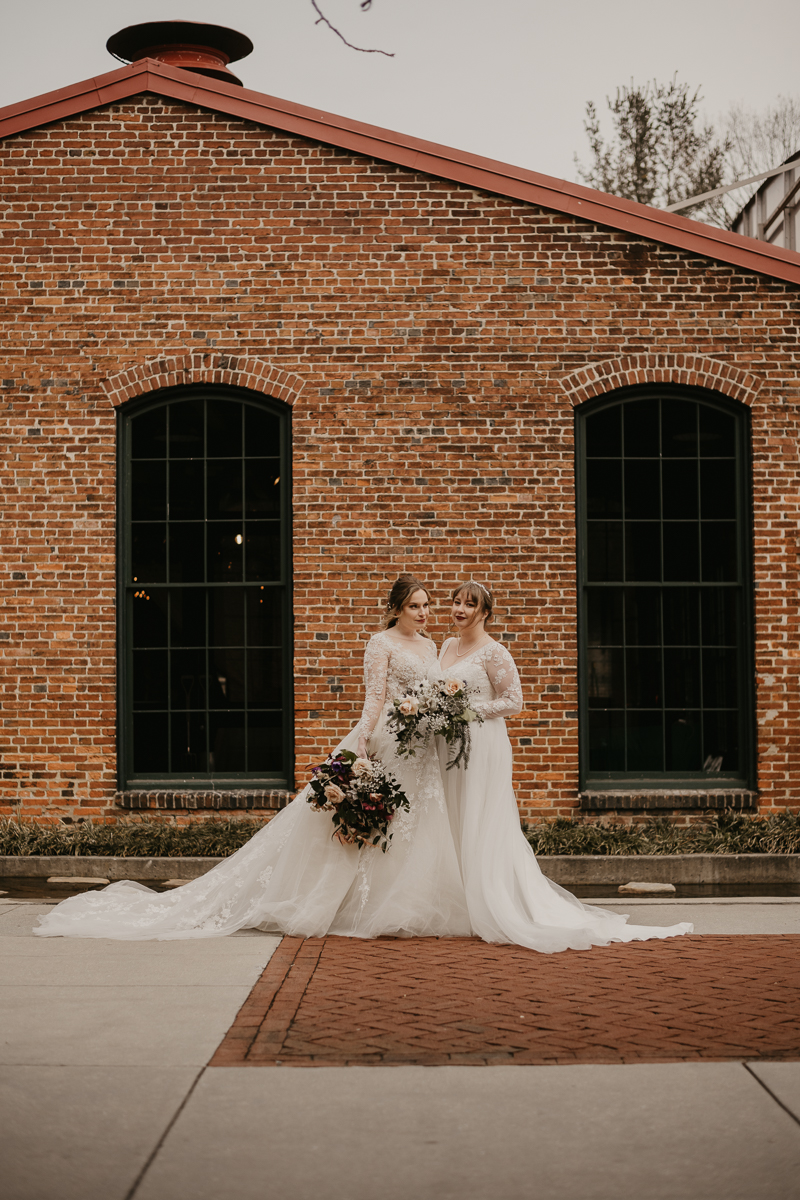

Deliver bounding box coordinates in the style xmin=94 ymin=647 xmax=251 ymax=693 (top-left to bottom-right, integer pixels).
xmin=307 ymin=749 xmax=410 ymax=852
xmin=387 ymin=677 xmax=483 ymax=770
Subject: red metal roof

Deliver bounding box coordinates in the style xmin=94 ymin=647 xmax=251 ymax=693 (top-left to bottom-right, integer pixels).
xmin=2 ymin=57 xmax=800 ymax=289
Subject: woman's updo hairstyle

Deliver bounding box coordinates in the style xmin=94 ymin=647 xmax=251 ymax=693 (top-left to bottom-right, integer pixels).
xmin=383 ymin=574 xmax=431 ymax=634
xmin=452 ymin=580 xmax=494 ymax=625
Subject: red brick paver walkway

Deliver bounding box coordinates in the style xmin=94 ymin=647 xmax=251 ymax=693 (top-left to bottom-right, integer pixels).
xmin=210 ymin=935 xmax=800 ymax=1068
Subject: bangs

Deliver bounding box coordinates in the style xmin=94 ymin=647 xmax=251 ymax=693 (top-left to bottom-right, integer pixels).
xmin=453 ymin=582 xmax=486 ymax=608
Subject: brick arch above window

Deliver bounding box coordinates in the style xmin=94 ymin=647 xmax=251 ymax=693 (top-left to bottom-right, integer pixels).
xmin=559 ymin=355 xmax=762 ymax=410
xmin=101 ymin=354 xmax=306 ymax=410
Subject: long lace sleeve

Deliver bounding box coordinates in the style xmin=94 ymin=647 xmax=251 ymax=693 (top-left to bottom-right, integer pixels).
xmin=355 ymin=635 xmax=391 ymax=741
xmin=474 ymin=643 xmax=523 ymax=719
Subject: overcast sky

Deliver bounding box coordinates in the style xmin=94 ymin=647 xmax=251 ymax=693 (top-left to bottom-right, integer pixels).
xmin=3 ymin=0 xmax=799 ymax=183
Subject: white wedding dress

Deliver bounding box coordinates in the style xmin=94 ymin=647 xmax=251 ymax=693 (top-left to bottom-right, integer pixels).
xmin=35 ymin=632 xmax=470 ymax=941
xmin=437 ymin=638 xmax=693 ymax=952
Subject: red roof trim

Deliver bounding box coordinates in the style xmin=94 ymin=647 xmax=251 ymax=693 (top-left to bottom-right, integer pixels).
xmin=2 ymin=59 xmax=800 ymax=288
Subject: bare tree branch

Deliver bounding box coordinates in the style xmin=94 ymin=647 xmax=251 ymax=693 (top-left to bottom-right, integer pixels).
xmin=311 ymin=0 xmax=395 ymax=57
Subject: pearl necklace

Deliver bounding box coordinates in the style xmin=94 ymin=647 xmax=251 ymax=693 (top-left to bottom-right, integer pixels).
xmin=454 ymin=634 xmax=489 ymax=658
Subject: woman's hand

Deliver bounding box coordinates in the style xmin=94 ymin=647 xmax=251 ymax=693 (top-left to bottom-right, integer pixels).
xmin=357 ymin=738 xmax=368 ymax=760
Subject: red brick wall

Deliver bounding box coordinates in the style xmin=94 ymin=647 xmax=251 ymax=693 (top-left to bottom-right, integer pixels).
xmin=1 ymin=96 xmax=799 ymax=821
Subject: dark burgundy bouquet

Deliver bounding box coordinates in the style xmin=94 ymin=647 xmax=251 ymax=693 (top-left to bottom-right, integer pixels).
xmin=307 ymin=749 xmax=410 ymax=852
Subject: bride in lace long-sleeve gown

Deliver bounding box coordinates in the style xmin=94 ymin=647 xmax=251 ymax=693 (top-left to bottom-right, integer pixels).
xmin=35 ymin=578 xmax=470 ymax=941
xmin=437 ymin=581 xmax=693 ymax=953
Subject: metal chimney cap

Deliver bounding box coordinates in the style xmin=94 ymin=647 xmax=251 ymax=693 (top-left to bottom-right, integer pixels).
xmin=107 ymin=20 xmax=253 ymax=86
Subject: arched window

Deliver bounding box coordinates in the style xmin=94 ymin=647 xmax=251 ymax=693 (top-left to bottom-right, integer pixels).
xmin=119 ymin=386 xmax=292 ymax=789
xmin=576 ymin=386 xmax=754 ymax=789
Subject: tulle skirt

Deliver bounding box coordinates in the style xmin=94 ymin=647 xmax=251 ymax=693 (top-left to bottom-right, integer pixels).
xmin=438 ymin=718 xmax=693 ymax=953
xmin=34 ymin=711 xmax=471 ymax=941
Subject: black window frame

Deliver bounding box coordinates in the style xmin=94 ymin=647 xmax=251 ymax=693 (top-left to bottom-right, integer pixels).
xmin=117 ymin=384 xmax=293 ymax=791
xmin=576 ymin=383 xmax=756 ymax=792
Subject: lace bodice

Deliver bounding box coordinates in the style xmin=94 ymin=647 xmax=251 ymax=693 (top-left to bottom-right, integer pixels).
xmin=439 ymin=639 xmax=523 ymax=719
xmin=356 ymin=630 xmax=440 ymax=740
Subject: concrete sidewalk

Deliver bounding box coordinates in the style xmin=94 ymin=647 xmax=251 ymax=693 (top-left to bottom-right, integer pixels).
xmin=3 ymin=899 xmax=800 ymax=1200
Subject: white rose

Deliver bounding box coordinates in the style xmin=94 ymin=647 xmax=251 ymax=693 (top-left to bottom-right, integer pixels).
xmin=351 ymin=757 xmax=372 ymax=776
xmin=399 ymin=698 xmax=419 ymax=716
xmin=443 ymin=679 xmax=461 ymax=696
xmin=324 ymin=784 xmax=345 ymax=805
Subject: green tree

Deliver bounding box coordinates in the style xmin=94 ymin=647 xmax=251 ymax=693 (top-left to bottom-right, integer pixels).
xmin=575 ymin=76 xmax=731 ymax=224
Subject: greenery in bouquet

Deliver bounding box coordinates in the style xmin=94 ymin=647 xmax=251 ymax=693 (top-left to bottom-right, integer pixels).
xmin=387 ymin=677 xmax=483 ymax=770
xmin=307 ymin=749 xmax=410 ymax=852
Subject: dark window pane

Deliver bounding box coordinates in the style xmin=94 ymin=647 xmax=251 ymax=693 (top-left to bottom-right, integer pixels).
xmin=169 ymin=523 xmax=205 ymax=583
xmin=170 ymin=712 xmax=208 ymax=774
xmin=625 ymin=523 xmax=661 ymax=581
xmin=580 ymin=396 xmax=747 ymax=784
xmin=169 ymin=400 xmax=204 ymax=459
xmin=623 ymin=460 xmax=660 ymax=519
xmin=207 ymin=400 xmax=242 ymax=458
xmin=209 ymin=648 xmax=246 ymax=707
xmin=131 ymin=407 xmax=166 ymax=459
xmin=133 ymin=650 xmax=168 ymax=710
xmin=246 ymin=649 xmax=283 ymax=706
xmin=170 ymin=589 xmax=206 ymax=647
xmin=171 ymin=650 xmax=207 ymax=710
xmin=701 ymin=460 xmax=736 ymax=518
xmin=245 ymin=460 xmax=282 ymax=518
xmin=662 ymin=460 xmax=698 ymax=520
xmin=133 ymin=589 xmax=168 ymax=648
xmin=587 ymin=648 xmax=624 ymax=706
xmin=626 ymin=711 xmax=664 ymax=771
xmin=662 ymin=399 xmax=697 ymax=457
xmin=701 ymin=589 xmax=737 ymax=646
xmin=702 ymin=710 xmax=739 ymax=772
xmin=587 ymin=589 xmax=623 ymax=646
xmin=133 ymin=713 xmax=169 ymax=773
xmin=666 ymin=712 xmax=702 ymax=771
xmin=626 ymin=648 xmax=662 ymax=707
xmin=245 ymin=406 xmax=282 ymax=458
xmin=132 ymin=524 xmax=167 ymax=583
xmin=209 ymin=588 xmax=246 ymax=647
xmin=587 ymin=523 xmax=623 ymax=581
xmin=702 ymin=649 xmax=739 ymax=708
xmin=209 ymin=712 xmax=247 ymax=772
xmin=701 ymin=523 xmax=737 ymax=582
xmin=587 ymin=461 xmax=622 ymax=518
xmin=132 ymin=461 xmax=167 ymax=521
xmin=625 ymin=588 xmax=661 ymax=646
xmin=663 ymin=648 xmax=701 ymax=707
xmin=699 ymin=406 xmax=736 ymax=457
xmin=207 ymin=461 xmax=243 ymax=519
xmin=169 ymin=460 xmax=205 ymax=520
xmin=208 ymin=523 xmax=245 ymax=582
xmin=246 ymin=587 xmax=283 ymax=645
xmin=126 ymin=398 xmax=288 ymax=784
xmin=662 ymin=588 xmax=699 ymax=645
xmin=588 ymin=710 xmax=625 ymax=771
xmin=248 ymin=712 xmax=284 ymax=772
xmin=245 ymin=523 xmax=282 ymax=582
xmin=623 ymin=400 xmax=659 ymax=456
xmin=663 ymin=524 xmax=699 ymax=582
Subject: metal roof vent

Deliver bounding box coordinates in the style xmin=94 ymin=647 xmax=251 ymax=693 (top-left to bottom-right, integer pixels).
xmin=107 ymin=20 xmax=253 ymax=86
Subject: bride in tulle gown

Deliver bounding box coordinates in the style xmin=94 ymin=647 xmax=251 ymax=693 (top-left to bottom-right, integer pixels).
xmin=437 ymin=580 xmax=692 ymax=952
xmin=35 ymin=576 xmax=471 ymax=941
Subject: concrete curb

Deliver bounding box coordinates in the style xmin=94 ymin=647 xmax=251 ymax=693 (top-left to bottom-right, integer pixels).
xmin=540 ymin=854 xmax=800 ymax=885
xmin=1 ymin=853 xmax=799 ymax=884
xmin=0 ymin=856 xmax=220 ymax=880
